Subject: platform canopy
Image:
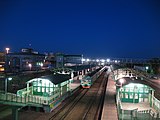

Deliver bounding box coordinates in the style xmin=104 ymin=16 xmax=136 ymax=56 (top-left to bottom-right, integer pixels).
xmin=67 ymin=65 xmax=96 ymax=71
xmin=27 ymin=74 xmax=71 ymax=85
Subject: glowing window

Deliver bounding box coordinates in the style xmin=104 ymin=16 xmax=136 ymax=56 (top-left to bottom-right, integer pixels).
xmin=120 ymin=93 xmax=124 ymax=98
xmin=145 ymin=88 xmax=149 ymax=93
xmin=125 ymin=88 xmax=129 ymax=92
xmin=135 ymin=94 xmax=138 ymax=99
xmin=139 ymin=94 xmax=142 ymax=97
xmin=139 ymin=88 xmax=143 ymax=93
xmin=130 ymin=88 xmax=133 ymax=92
xmin=38 ymin=87 xmax=41 ymax=92
xmin=125 ymin=93 xmax=128 ymax=98
xmin=42 ymin=87 xmax=45 ymax=92
xmin=130 ymin=94 xmax=133 ymax=99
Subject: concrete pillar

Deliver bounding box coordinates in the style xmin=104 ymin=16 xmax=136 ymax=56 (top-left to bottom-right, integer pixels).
xmin=121 ymin=109 xmax=124 ymax=120
xmin=27 ymin=83 xmax=29 ymax=95
xmin=82 ymin=70 xmax=84 ymax=76
xmin=77 ymin=71 xmax=79 ymax=76
xmin=71 ymin=72 xmax=74 ymax=79
xmin=12 ymin=106 xmax=19 ymax=120
xmin=43 ymin=105 xmax=50 ymax=113
xmin=117 ymin=70 xmax=119 ymax=80
xmin=36 ymin=107 xmax=40 ymax=112
xmin=151 ymin=90 xmax=154 ymax=107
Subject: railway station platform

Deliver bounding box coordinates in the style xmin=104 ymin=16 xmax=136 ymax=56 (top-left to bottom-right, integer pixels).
xmin=101 ymin=73 xmax=118 ymax=120
xmin=122 ymin=102 xmax=153 ymax=111
xmin=70 ymin=76 xmax=81 ymax=90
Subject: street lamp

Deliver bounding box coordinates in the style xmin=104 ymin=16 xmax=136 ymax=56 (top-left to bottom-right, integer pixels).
xmin=86 ymin=59 xmax=90 ymax=62
xmin=82 ymin=58 xmax=85 ymax=64
xmin=28 ymin=63 xmax=32 ymax=71
xmin=145 ymin=66 xmax=149 ymax=73
xmin=106 ymin=58 xmax=110 ymax=63
xmin=5 ymin=48 xmax=10 ymax=54
xmin=40 ymin=63 xmax=43 ymax=67
xmin=5 ymin=77 xmax=12 ymax=94
xmin=96 ymin=59 xmax=99 ymax=62
xmin=115 ymin=60 xmax=118 ymax=63
xmin=96 ymin=59 xmax=99 ymax=65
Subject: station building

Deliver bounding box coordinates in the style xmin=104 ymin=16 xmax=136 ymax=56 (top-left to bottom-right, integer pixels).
xmin=116 ymin=82 xmax=160 ymax=119
xmin=26 ymin=74 xmax=71 ymax=97
xmin=42 ymin=53 xmax=83 ymax=69
xmin=0 ymin=52 xmax=5 ymax=72
xmin=120 ymin=83 xmax=152 ymax=103
xmin=5 ymin=48 xmax=45 ymax=72
xmin=17 ymin=73 xmax=72 ymax=112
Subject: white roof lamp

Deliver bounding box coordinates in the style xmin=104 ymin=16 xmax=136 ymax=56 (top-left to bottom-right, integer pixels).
xmin=106 ymin=59 xmax=110 ymax=62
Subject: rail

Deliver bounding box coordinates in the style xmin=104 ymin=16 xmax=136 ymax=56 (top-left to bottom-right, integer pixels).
xmin=49 ymin=71 xmax=106 ymax=120
xmin=82 ymin=74 xmax=106 ymax=120
xmin=49 ymin=89 xmax=88 ymax=120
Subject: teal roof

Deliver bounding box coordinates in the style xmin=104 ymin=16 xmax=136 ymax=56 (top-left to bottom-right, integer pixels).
xmin=41 ymin=74 xmax=71 ymax=84
xmin=28 ymin=74 xmax=71 ymax=85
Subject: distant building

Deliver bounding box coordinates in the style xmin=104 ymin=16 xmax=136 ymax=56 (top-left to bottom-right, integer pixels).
xmin=55 ymin=53 xmax=64 ymax=68
xmin=64 ymin=55 xmax=82 ymax=66
xmin=5 ymin=48 xmax=45 ymax=72
xmin=43 ymin=53 xmax=56 ymax=69
xmin=55 ymin=53 xmax=83 ymax=68
xmin=0 ymin=52 xmax=5 ymax=72
xmin=44 ymin=53 xmax=83 ymax=68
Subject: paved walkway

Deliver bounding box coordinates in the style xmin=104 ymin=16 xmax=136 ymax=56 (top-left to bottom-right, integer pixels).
xmin=122 ymin=102 xmax=153 ymax=111
xmin=101 ymin=73 xmax=118 ymax=120
xmin=70 ymin=76 xmax=81 ymax=90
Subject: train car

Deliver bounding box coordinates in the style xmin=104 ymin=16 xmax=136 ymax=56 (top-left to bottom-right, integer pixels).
xmin=81 ymin=76 xmax=92 ymax=88
xmin=81 ymin=66 xmax=106 ymax=88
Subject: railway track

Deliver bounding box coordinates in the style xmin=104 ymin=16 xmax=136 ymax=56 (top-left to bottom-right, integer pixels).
xmin=49 ymin=71 xmax=108 ymax=120
xmin=82 ymin=73 xmax=108 ymax=120
xmin=49 ymin=89 xmax=88 ymax=120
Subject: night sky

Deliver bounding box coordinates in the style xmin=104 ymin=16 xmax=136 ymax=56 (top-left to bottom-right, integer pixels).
xmin=0 ymin=0 xmax=160 ymax=59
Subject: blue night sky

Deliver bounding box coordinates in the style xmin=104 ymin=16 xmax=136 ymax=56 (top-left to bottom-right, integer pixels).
xmin=0 ymin=0 xmax=160 ymax=59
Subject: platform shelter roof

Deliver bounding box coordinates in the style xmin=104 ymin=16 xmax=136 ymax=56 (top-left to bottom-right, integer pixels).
xmin=27 ymin=74 xmax=71 ymax=85
xmin=67 ymin=65 xmax=96 ymax=71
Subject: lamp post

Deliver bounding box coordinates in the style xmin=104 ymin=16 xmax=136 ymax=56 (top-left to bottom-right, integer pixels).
xmin=5 ymin=48 xmax=10 ymax=54
xmin=40 ymin=63 xmax=43 ymax=70
xmin=5 ymin=77 xmax=12 ymax=94
xmin=145 ymin=66 xmax=149 ymax=73
xmin=28 ymin=63 xmax=32 ymax=71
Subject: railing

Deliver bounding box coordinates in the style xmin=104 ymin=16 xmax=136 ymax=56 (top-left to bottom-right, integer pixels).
xmin=0 ymin=90 xmax=72 ymax=107
xmin=0 ymin=92 xmax=25 ymax=103
xmin=0 ymin=92 xmax=50 ymax=106
xmin=113 ymin=69 xmax=136 ymax=81
xmin=17 ymin=86 xmax=32 ymax=97
xmin=137 ymin=109 xmax=159 ymax=119
xmin=118 ymin=107 xmax=159 ymax=120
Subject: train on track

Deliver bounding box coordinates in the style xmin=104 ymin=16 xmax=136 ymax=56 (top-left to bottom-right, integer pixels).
xmin=81 ymin=76 xmax=92 ymax=88
xmin=81 ymin=66 xmax=106 ymax=88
